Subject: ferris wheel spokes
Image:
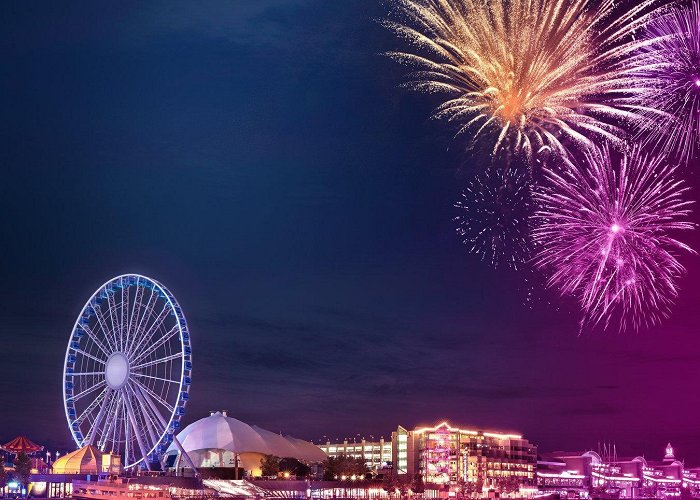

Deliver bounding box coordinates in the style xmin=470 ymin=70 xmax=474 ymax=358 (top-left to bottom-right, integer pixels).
xmin=130 ymin=324 xmax=180 ymax=365
xmin=128 ymin=304 xmax=171 ymax=359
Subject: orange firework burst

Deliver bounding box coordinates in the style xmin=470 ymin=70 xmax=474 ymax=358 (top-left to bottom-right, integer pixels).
xmin=384 ymin=0 xmax=663 ymax=160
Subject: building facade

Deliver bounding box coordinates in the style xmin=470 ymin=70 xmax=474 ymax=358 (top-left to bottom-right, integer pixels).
xmin=318 ymin=437 xmax=393 ymax=472
xmin=392 ymin=422 xmax=537 ymax=491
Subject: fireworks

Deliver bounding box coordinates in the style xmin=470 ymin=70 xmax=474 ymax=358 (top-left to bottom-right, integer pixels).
xmin=532 ymin=147 xmax=694 ymax=331
xmin=383 ymin=0 xmax=698 ymax=332
xmin=625 ymin=2 xmax=700 ymax=163
xmin=455 ymin=164 xmax=531 ymax=269
xmin=384 ymin=0 xmax=661 ymax=160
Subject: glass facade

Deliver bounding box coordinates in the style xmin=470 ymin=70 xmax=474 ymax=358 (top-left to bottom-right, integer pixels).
xmin=396 ymin=427 xmax=408 ymax=474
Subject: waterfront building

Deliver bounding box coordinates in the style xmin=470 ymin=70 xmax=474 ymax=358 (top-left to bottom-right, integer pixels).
xmin=392 ymin=421 xmax=537 ymax=490
xmin=536 ymin=444 xmax=700 ymax=499
xmin=318 ymin=437 xmax=393 ymax=472
xmin=536 ymin=453 xmax=587 ymax=495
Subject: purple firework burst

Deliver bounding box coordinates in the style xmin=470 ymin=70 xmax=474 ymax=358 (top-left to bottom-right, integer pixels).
xmin=532 ymin=147 xmax=694 ymax=332
xmin=627 ymin=1 xmax=700 ymax=162
xmin=455 ymin=165 xmax=532 ymax=269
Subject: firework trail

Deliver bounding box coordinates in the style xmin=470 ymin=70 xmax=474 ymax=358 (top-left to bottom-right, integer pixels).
xmin=625 ymin=1 xmax=700 ymax=163
xmin=455 ymin=165 xmax=532 ymax=269
xmin=533 ymin=147 xmax=694 ymax=332
xmin=384 ymin=0 xmax=663 ymax=161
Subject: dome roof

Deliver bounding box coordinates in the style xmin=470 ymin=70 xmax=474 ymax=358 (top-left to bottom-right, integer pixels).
xmin=171 ymin=412 xmax=271 ymax=454
xmin=250 ymin=425 xmax=303 ymax=458
xmin=282 ymin=435 xmax=327 ymax=462
xmin=52 ymin=445 xmax=102 ymax=474
xmin=167 ymin=412 xmax=326 ymax=462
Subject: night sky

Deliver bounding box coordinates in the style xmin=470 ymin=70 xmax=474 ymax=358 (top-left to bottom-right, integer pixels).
xmin=3 ymin=0 xmax=700 ymax=464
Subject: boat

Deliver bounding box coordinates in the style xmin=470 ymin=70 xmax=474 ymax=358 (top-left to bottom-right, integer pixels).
xmin=73 ymin=476 xmax=172 ymax=500
xmin=72 ymin=474 xmax=217 ymax=500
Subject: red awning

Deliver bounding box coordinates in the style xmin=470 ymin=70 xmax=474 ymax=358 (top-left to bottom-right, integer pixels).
xmin=2 ymin=436 xmax=43 ymax=453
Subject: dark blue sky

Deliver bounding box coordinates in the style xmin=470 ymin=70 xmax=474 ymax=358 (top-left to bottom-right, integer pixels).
xmin=3 ymin=0 xmax=700 ymax=463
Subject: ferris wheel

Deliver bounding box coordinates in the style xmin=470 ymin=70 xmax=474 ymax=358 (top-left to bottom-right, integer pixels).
xmin=63 ymin=274 xmax=192 ymax=469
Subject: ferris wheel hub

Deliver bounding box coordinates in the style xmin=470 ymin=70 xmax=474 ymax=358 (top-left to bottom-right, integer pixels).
xmin=105 ymin=352 xmax=130 ymax=390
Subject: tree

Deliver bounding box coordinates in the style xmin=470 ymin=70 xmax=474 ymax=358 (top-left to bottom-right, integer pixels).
xmin=381 ymin=470 xmax=413 ymax=499
xmin=589 ymin=486 xmax=608 ymax=498
xmin=322 ymin=456 xmax=369 ymax=480
xmin=474 ymin=478 xmax=484 ymax=495
xmin=396 ymin=475 xmax=411 ymax=499
xmin=260 ymin=455 xmax=280 ymax=478
xmin=499 ymin=476 xmax=520 ymax=495
xmin=464 ymin=478 xmax=484 ymax=498
xmin=279 ymin=457 xmax=311 ymax=478
xmin=411 ymin=473 xmax=425 ymax=495
xmin=14 ymin=452 xmax=32 ymax=493
xmin=382 ymin=471 xmax=397 ymax=494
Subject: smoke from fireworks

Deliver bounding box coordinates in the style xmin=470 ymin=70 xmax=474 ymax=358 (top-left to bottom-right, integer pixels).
xmin=384 ymin=0 xmax=662 ymax=160
xmin=626 ymin=1 xmax=700 ymax=162
xmin=533 ymin=147 xmax=694 ymax=332
xmin=455 ymin=165 xmax=532 ymax=269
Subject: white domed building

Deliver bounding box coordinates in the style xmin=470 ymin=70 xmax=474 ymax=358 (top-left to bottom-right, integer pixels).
xmin=165 ymin=411 xmax=326 ymax=477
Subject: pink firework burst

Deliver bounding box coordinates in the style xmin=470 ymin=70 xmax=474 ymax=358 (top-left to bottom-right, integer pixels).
xmin=533 ymin=147 xmax=694 ymax=332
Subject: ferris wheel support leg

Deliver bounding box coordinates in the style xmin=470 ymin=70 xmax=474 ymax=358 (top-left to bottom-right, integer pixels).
xmin=130 ymin=383 xmax=169 ymax=473
xmin=170 ymin=435 xmax=200 ymax=480
xmin=124 ymin=391 xmax=152 ymax=471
